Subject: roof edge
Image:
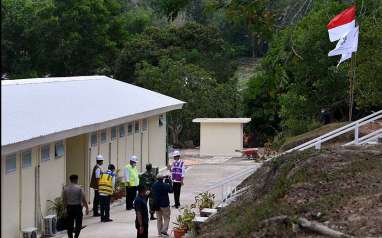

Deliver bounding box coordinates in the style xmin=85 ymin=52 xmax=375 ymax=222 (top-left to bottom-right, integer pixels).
xmin=192 ymin=118 xmax=251 ymax=123
xmin=1 ymin=75 xmax=109 ymax=86
xmin=2 ymin=103 xmax=184 ymax=155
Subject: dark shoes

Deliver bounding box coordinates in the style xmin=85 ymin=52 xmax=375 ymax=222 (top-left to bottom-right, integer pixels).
xmin=101 ymin=218 xmax=113 ymax=222
xmin=150 ymin=216 xmax=157 ymax=220
xmin=93 ymin=214 xmax=100 ymax=217
xmin=161 ymin=232 xmax=169 ymax=236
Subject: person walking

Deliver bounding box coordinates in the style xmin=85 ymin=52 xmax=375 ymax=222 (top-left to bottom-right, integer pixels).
xmin=124 ymin=155 xmax=140 ymax=210
xmin=62 ymin=174 xmax=89 ymax=238
xmin=99 ymin=164 xmax=116 ymax=222
xmin=170 ymin=150 xmax=185 ymax=208
xmin=152 ymin=173 xmax=173 ymax=237
xmin=134 ymin=185 xmax=149 ymax=238
xmin=139 ymin=163 xmax=157 ymax=220
xmin=90 ymin=155 xmax=104 ymax=216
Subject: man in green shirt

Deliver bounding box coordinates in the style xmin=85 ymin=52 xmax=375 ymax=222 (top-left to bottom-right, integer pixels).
xmin=139 ymin=163 xmax=157 ymax=220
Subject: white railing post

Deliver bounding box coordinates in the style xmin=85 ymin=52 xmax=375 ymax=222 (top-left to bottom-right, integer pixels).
xmin=315 ymin=137 xmax=321 ymax=150
xmin=354 ymin=122 xmax=359 ymax=144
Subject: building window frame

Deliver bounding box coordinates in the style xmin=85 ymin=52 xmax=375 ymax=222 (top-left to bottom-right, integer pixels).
xmin=119 ymin=125 xmax=125 ymax=138
xmin=142 ymin=119 xmax=148 ymax=131
xmin=134 ymin=121 xmax=140 ymax=133
xmin=100 ymin=129 xmax=107 ymax=144
xmin=127 ymin=123 xmax=133 ymax=135
xmin=90 ymin=132 xmax=98 ymax=147
xmin=41 ymin=144 xmax=51 ymax=162
xmin=6 ymin=153 xmax=17 ymax=174
xmin=111 ymin=127 xmax=117 ymax=141
xmin=22 ymin=149 xmax=32 ymax=168
xmin=55 ymin=141 xmax=64 ymax=159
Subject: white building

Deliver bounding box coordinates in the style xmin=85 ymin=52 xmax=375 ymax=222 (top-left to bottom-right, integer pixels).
xmin=193 ymin=118 xmax=251 ymax=157
xmin=1 ymin=76 xmax=185 ymax=237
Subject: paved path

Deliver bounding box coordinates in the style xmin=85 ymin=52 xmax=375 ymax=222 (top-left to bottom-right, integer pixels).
xmin=60 ymin=156 xmax=260 ymax=238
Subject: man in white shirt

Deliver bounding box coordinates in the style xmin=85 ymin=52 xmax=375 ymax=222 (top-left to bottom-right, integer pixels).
xmin=170 ymin=150 xmax=185 ymax=208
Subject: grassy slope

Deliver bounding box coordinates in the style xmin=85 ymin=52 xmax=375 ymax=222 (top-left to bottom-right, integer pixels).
xmin=198 ymin=145 xmax=382 ymax=238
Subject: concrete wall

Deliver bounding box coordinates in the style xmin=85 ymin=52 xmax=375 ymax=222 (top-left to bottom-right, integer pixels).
xmin=1 ymin=113 xmax=168 ymax=237
xmin=1 ymin=141 xmax=66 ymax=238
xmin=199 ymin=123 xmax=243 ymax=157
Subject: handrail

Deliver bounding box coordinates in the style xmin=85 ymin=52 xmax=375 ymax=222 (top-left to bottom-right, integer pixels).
xmin=344 ymin=129 xmax=382 ymax=146
xmin=205 ymin=166 xmax=256 ymax=191
xmin=286 ymin=110 xmax=382 ymax=153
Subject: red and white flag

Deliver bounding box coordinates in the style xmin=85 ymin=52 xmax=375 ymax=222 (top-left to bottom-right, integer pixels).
xmin=327 ymin=5 xmax=356 ymax=42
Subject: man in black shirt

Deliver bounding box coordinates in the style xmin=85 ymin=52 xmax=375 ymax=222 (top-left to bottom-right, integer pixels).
xmin=134 ymin=185 xmax=149 ymax=238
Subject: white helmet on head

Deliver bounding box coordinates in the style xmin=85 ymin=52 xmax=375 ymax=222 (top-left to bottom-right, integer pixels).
xmin=172 ymin=150 xmax=181 ymax=157
xmin=96 ymin=155 xmax=104 ymax=161
xmin=130 ymin=155 xmax=138 ymax=163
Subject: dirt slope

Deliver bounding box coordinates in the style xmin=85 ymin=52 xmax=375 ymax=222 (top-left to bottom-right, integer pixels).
xmin=198 ymin=145 xmax=382 ymax=238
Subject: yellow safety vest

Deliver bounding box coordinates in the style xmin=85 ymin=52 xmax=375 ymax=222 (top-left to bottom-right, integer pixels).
xmin=98 ymin=173 xmax=113 ymax=195
xmin=125 ymin=164 xmax=139 ymax=187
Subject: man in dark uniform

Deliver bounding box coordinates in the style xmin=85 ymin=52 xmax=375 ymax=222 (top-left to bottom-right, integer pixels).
xmin=139 ymin=163 xmax=157 ymax=220
xmin=89 ymin=155 xmax=104 ymax=216
xmin=63 ymin=174 xmax=89 ymax=238
xmin=134 ymin=185 xmax=149 ymax=238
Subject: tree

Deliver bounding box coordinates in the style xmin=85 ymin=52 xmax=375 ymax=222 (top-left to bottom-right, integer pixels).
xmin=149 ymin=0 xmax=190 ymax=22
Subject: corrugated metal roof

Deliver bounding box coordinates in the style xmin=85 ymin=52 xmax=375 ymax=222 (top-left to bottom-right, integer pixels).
xmin=1 ymin=76 xmax=185 ymax=146
xmin=192 ymin=118 xmax=251 ymax=123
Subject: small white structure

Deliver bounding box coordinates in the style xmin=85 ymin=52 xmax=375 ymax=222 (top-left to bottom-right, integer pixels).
xmin=192 ymin=118 xmax=251 ymax=157
xmin=1 ymin=76 xmax=185 ymax=238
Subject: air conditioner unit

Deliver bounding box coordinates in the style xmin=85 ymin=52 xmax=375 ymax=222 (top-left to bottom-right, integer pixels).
xmin=22 ymin=227 xmax=37 ymax=238
xmin=44 ymin=215 xmax=57 ymax=236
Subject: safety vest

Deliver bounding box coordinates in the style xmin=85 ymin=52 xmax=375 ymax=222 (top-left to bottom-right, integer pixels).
xmin=98 ymin=171 xmax=114 ymax=195
xmin=125 ymin=164 xmax=139 ymax=187
xmin=171 ymin=160 xmax=184 ymax=182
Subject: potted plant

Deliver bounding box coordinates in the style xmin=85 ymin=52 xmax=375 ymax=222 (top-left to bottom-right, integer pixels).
xmin=173 ymin=206 xmax=196 ymax=238
xmin=194 ymin=192 xmax=215 ymax=212
xmin=111 ymin=176 xmax=125 ymax=202
xmin=48 ymin=197 xmax=66 ymax=231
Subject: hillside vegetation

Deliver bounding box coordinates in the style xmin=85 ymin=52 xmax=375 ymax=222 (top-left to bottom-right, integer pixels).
xmin=199 ymin=145 xmax=382 ymax=237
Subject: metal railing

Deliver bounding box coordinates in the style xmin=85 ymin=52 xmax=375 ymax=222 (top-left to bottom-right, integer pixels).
xmin=285 ymin=110 xmax=382 ymax=153
xmin=203 ymin=166 xmax=258 ymax=205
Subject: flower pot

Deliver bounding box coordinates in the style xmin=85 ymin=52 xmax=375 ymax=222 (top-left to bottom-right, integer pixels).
xmin=173 ymin=228 xmax=186 ymax=238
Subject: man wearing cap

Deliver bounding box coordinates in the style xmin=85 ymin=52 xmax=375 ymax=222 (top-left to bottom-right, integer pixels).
xmin=90 ymin=155 xmax=104 ymax=216
xmin=152 ymin=172 xmax=173 ymax=237
xmin=170 ymin=150 xmax=185 ymax=208
xmin=124 ymin=155 xmax=140 ymax=210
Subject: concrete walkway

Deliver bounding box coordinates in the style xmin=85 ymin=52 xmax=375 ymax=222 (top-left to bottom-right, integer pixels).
xmin=60 ymin=154 xmax=260 ymax=238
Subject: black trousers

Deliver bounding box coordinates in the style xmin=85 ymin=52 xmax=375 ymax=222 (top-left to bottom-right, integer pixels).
xmin=66 ymin=205 xmax=83 ymax=238
xmin=144 ymin=194 xmax=155 ymax=217
xmin=136 ymin=224 xmax=149 ymax=238
xmin=173 ymin=182 xmax=182 ymax=207
xmin=126 ymin=186 xmax=138 ymax=210
xmin=93 ymin=190 xmax=100 ymax=215
xmin=100 ymin=195 xmax=111 ymax=221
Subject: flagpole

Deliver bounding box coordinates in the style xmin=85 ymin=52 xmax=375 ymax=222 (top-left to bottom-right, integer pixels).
xmin=348 ymin=52 xmax=356 ymax=121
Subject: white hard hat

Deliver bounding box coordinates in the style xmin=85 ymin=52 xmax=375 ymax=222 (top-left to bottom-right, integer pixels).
xmin=96 ymin=155 xmax=104 ymax=161
xmin=130 ymin=155 xmax=138 ymax=163
xmin=173 ymin=150 xmax=181 ymax=157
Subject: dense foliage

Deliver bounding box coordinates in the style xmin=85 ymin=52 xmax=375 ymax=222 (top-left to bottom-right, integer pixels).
xmin=244 ymin=0 xmax=382 ymax=145
xmin=2 ymin=0 xmax=381 ymax=147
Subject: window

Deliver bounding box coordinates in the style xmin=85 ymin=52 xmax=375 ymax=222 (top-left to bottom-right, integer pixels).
xmin=142 ymin=119 xmax=148 ymax=131
xmin=41 ymin=144 xmax=50 ymax=162
xmin=55 ymin=141 xmax=64 ymax=158
xmin=127 ymin=123 xmax=133 ymax=135
xmin=135 ymin=121 xmax=140 ymax=133
xmin=100 ymin=130 xmax=107 ymax=143
xmin=119 ymin=125 xmax=125 ymax=138
xmin=159 ymin=115 xmax=165 ymax=127
xmin=6 ymin=154 xmax=17 ymax=174
xmin=90 ymin=132 xmax=97 ymax=147
xmin=111 ymin=127 xmax=117 ymax=140
xmin=22 ymin=150 xmax=32 ymax=168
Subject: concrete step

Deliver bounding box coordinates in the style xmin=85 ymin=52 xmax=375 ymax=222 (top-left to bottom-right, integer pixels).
xmin=200 ymin=208 xmax=217 ymax=217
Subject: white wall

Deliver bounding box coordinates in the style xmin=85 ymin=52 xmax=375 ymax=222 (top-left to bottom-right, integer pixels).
xmin=199 ymin=123 xmax=243 ymax=156
xmin=148 ymin=114 xmax=167 ymax=169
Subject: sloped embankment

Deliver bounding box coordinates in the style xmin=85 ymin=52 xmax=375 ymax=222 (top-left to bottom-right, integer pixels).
xmin=198 ymin=145 xmax=382 ymax=237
